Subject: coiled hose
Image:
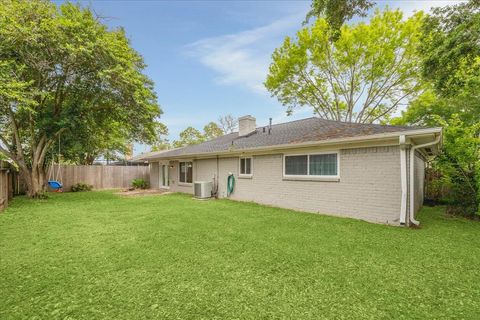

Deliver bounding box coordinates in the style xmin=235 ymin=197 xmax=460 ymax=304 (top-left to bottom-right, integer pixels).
xmin=227 ymin=174 xmax=235 ymax=196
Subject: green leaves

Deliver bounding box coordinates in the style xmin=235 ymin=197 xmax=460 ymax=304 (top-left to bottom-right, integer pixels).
xmin=0 ymin=0 xmax=163 ymax=194
xmin=265 ymin=9 xmax=423 ymax=123
xmin=173 ymin=127 xmax=205 ymax=148
xmin=395 ymin=0 xmax=480 ymax=216
xmin=172 ymin=122 xmax=224 ymax=148
xmin=304 ymin=0 xmax=375 ymax=37
xmin=0 ymin=0 xmax=162 ymax=161
xmin=419 ymin=1 xmax=480 ymax=95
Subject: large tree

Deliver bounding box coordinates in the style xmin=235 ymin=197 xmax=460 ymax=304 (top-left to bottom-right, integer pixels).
xmin=394 ymin=0 xmax=480 ymax=128
xmin=393 ymin=0 xmax=480 ymax=216
xmin=265 ymin=9 xmax=423 ymax=124
xmin=0 ymin=0 xmax=161 ymax=197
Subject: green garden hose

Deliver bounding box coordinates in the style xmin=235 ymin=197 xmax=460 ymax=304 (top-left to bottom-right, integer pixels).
xmin=227 ymin=174 xmax=235 ymax=196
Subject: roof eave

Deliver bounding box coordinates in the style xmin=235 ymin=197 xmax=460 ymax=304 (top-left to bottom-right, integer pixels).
xmin=147 ymin=127 xmax=442 ymax=161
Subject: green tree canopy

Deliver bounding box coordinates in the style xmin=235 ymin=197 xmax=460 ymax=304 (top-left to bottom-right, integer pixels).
xmin=0 ymin=0 xmax=162 ymax=197
xmin=419 ymin=0 xmax=480 ymax=95
xmin=266 ymin=9 xmax=423 ymax=124
xmin=305 ymin=0 xmax=375 ymax=36
xmin=173 ymin=121 xmax=225 ymax=148
xmin=203 ymin=122 xmax=223 ymax=140
xmin=173 ymin=127 xmax=205 ymax=148
xmin=393 ymin=0 xmax=480 ymax=216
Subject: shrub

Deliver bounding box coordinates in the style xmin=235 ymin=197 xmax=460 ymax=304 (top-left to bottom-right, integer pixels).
xmin=132 ymin=178 xmax=148 ymax=189
xmin=131 ymin=178 xmax=148 ymax=189
xmin=71 ymin=183 xmax=93 ymax=192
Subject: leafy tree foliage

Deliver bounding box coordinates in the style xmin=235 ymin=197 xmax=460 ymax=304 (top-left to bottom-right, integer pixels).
xmin=173 ymin=127 xmax=205 ymax=148
xmin=305 ymin=0 xmax=375 ymax=37
xmin=394 ymin=0 xmax=480 ymax=216
xmin=266 ymin=9 xmax=423 ymax=123
xmin=203 ymin=122 xmax=223 ymax=140
xmin=435 ymin=117 xmax=480 ymax=215
xmin=419 ymin=0 xmax=480 ymax=95
xmin=0 ymin=0 xmax=161 ymax=197
xmin=173 ymin=121 xmax=224 ymax=148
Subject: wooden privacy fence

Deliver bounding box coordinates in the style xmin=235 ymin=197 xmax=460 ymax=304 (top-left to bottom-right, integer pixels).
xmin=0 ymin=161 xmax=18 ymax=211
xmin=49 ymin=165 xmax=150 ymax=191
xmin=0 ymin=168 xmax=9 ymax=211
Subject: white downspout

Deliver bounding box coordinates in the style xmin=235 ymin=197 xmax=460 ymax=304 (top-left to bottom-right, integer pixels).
xmin=409 ymin=135 xmax=441 ymax=226
xmin=399 ymin=135 xmax=408 ymax=225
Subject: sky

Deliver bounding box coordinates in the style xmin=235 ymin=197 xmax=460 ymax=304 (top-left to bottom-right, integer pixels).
xmin=57 ymin=0 xmax=463 ymax=155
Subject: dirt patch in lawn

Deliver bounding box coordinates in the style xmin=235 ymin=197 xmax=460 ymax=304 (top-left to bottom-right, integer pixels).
xmin=115 ymin=189 xmax=171 ymax=197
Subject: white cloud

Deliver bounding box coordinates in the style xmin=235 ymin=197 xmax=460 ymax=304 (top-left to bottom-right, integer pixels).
xmin=185 ymin=1 xmax=463 ymax=96
xmin=185 ymin=14 xmax=303 ymax=95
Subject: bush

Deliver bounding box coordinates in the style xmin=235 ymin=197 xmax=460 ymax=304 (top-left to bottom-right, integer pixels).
xmin=132 ymin=178 xmax=148 ymax=189
xmin=433 ymin=116 xmax=480 ymax=217
xmin=71 ymin=183 xmax=93 ymax=192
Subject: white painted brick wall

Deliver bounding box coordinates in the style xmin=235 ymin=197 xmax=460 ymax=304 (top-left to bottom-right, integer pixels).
xmin=149 ymin=162 xmax=159 ymax=189
xmin=167 ymin=146 xmax=404 ymax=224
xmin=414 ymin=152 xmax=425 ymax=215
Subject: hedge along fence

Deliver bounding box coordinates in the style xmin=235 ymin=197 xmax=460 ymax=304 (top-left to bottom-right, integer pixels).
xmin=48 ymin=165 xmax=150 ymax=191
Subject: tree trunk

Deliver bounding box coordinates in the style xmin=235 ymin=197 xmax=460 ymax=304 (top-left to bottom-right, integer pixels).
xmin=20 ymin=163 xmax=47 ymax=198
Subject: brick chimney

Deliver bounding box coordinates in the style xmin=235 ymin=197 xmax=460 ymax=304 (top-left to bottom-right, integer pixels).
xmin=238 ymin=115 xmax=256 ymax=136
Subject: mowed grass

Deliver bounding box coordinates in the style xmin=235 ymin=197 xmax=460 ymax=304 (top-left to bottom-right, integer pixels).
xmin=1 ymin=191 xmax=479 ymax=319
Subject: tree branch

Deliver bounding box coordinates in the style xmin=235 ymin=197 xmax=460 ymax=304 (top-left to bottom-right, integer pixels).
xmin=38 ymin=128 xmax=67 ymax=166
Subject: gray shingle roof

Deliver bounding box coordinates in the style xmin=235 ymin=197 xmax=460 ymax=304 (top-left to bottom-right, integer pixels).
xmin=150 ymin=117 xmax=424 ymax=159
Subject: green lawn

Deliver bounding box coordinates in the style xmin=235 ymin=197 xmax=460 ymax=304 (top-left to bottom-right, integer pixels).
xmin=0 ymin=192 xmax=479 ymax=319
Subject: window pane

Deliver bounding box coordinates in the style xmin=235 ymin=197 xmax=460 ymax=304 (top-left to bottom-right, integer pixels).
xmin=245 ymin=158 xmax=251 ymax=174
xmin=179 ymin=162 xmax=186 ymax=183
xmin=186 ymin=162 xmax=193 ymax=183
xmin=240 ymin=158 xmax=245 ymax=174
xmin=285 ymin=155 xmax=308 ymax=175
xmin=309 ymin=154 xmax=337 ymax=176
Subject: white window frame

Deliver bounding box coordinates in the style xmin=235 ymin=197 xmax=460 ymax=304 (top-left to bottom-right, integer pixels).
xmin=239 ymin=157 xmax=253 ymax=178
xmin=178 ymin=161 xmax=193 ymax=185
xmin=283 ymin=151 xmax=340 ymax=180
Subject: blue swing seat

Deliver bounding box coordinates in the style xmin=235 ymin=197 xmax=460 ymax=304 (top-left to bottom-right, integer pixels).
xmin=48 ymin=180 xmax=63 ymax=190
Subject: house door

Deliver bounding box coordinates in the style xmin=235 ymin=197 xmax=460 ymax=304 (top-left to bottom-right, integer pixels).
xmin=161 ymin=164 xmax=169 ymax=188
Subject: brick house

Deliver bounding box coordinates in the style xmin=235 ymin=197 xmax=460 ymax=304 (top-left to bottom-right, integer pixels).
xmin=142 ymin=116 xmax=442 ymax=226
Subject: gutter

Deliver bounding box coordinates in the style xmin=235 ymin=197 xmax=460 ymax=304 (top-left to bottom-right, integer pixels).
xmin=399 ymin=135 xmax=408 ymax=225
xmin=408 ymin=134 xmax=442 ymax=226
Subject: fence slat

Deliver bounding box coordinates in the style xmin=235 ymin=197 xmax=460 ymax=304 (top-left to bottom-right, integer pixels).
xmin=48 ymin=165 xmax=150 ymax=191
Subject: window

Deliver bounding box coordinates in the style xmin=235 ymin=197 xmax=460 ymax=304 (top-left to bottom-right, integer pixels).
xmin=284 ymin=153 xmax=338 ymax=177
xmin=309 ymin=154 xmax=337 ymax=176
xmin=239 ymin=157 xmax=252 ymax=176
xmin=285 ymin=155 xmax=308 ymax=175
xmin=179 ymin=161 xmax=193 ymax=183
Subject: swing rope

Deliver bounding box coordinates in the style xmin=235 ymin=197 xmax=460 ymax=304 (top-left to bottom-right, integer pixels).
xmin=48 ymin=135 xmax=63 ymax=191
xmin=55 ymin=135 xmax=62 ymax=181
